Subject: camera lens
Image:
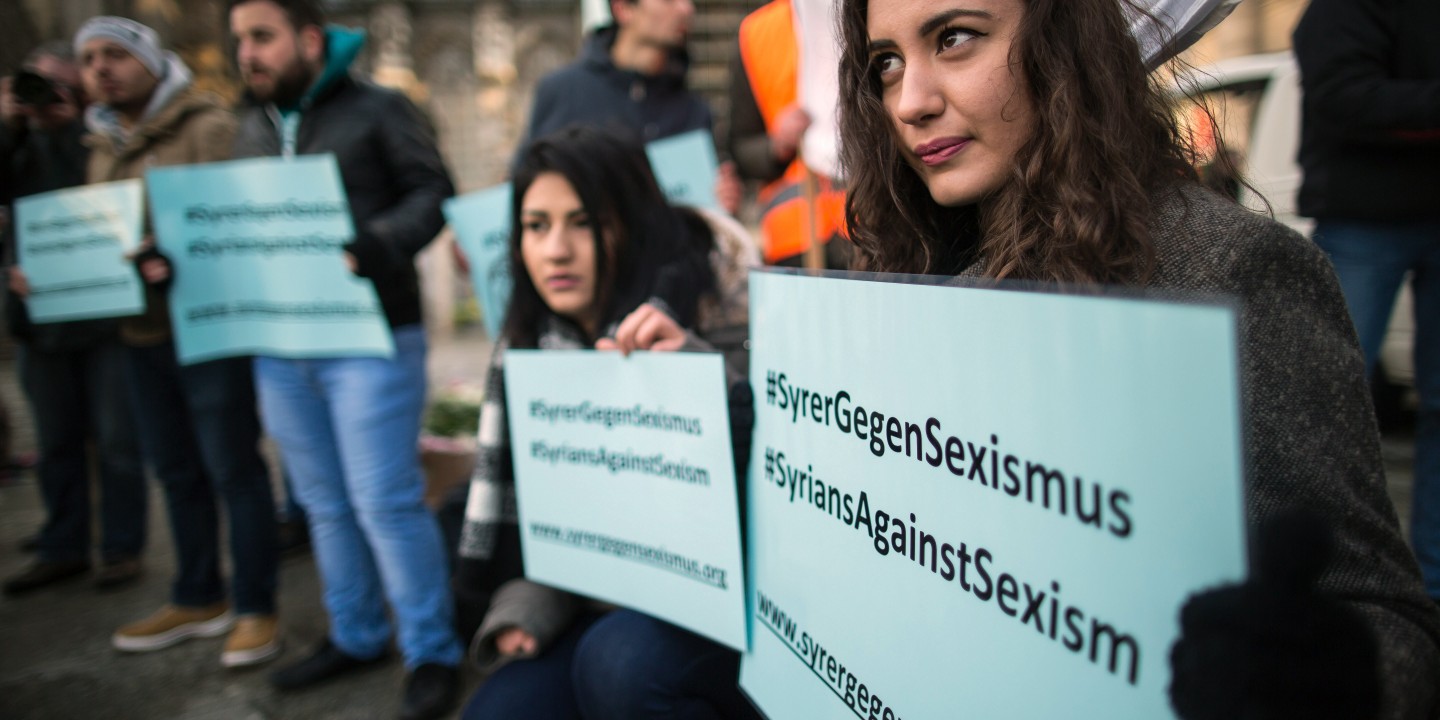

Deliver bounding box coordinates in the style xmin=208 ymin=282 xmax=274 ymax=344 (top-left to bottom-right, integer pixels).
xmin=13 ymin=70 xmax=59 ymax=106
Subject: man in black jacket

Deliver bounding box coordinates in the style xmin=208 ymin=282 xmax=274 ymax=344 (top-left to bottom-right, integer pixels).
xmin=228 ymin=1 xmax=459 ymax=717
xmin=1295 ymin=0 xmax=1440 ymax=605
xmin=1 ymin=41 xmax=146 ymax=595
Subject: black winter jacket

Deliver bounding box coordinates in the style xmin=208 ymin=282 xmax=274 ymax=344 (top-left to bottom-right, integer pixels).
xmin=2 ymin=120 xmax=118 ymax=351
xmin=231 ymin=76 xmax=453 ymax=328
xmin=1293 ymin=0 xmax=1440 ymax=221
xmin=517 ymin=25 xmax=712 ymax=164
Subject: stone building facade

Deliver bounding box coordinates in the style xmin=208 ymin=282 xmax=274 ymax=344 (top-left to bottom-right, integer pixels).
xmin=6 ymin=0 xmax=1311 ymax=332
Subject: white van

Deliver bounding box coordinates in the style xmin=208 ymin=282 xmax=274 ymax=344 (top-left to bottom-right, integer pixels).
xmin=1179 ymin=52 xmax=1415 ymax=389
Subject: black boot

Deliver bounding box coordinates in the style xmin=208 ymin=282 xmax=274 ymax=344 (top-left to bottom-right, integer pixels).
xmin=3 ymin=559 xmax=90 ymax=595
xmin=398 ymin=663 xmax=458 ymax=720
xmin=270 ymin=640 xmax=388 ymax=691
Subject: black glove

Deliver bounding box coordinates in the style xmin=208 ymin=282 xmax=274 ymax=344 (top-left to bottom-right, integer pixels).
xmin=343 ymin=231 xmax=400 ymax=280
xmin=1169 ymin=509 xmax=1380 ymax=720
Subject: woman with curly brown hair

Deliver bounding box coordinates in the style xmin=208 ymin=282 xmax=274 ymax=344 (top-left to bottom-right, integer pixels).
xmin=836 ymin=0 xmax=1440 ymax=716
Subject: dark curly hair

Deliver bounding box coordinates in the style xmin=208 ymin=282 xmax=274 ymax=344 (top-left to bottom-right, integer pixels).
xmin=838 ymin=0 xmax=1200 ymax=282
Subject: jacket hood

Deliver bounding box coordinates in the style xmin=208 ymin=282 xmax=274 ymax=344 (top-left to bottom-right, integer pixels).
xmin=263 ymin=25 xmax=365 ymax=158
xmin=84 ymin=51 xmax=193 ymax=146
xmin=294 ymin=24 xmax=366 ymax=110
xmin=581 ymin=24 xmax=692 ymax=85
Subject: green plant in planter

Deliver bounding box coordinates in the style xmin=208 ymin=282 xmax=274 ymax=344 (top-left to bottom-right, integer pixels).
xmin=424 ymin=398 xmax=480 ymax=439
xmin=423 ymin=380 xmax=485 ymax=442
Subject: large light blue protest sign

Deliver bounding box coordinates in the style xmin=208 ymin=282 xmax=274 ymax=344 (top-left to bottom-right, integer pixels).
xmin=15 ymin=179 xmax=145 ymax=323
xmin=505 ymin=350 xmax=747 ymax=650
xmin=147 ymin=155 xmax=393 ymax=364
xmin=443 ymin=185 xmax=511 ymax=339
xmin=646 ymin=129 xmax=720 ymax=211
xmin=740 ymin=271 xmax=1246 ymax=719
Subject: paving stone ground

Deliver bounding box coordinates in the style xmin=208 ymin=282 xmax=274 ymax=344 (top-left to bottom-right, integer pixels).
xmin=0 ymin=323 xmax=1421 ymax=719
xmin=0 ymin=324 xmax=493 ymax=720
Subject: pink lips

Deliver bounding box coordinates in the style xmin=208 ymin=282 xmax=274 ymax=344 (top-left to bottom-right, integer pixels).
xmin=914 ymin=137 xmax=970 ymax=166
xmin=545 ymin=275 xmax=580 ymax=290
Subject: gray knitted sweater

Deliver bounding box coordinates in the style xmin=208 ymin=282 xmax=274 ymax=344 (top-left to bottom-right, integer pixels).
xmin=956 ymin=183 xmax=1440 ymax=718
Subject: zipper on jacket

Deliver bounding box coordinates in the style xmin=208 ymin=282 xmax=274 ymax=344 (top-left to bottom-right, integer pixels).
xmin=264 ymin=105 xmax=299 ymax=159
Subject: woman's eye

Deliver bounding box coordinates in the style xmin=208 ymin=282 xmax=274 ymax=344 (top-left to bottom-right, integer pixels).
xmin=522 ymin=220 xmax=547 ymax=234
xmin=572 ymin=215 xmax=591 ymax=229
xmin=938 ymin=27 xmax=978 ymax=52
xmin=874 ymin=53 xmax=904 ymax=78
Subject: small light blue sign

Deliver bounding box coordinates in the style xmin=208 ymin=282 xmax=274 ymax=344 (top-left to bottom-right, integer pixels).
xmin=443 ymin=185 xmax=512 ymax=340
xmin=739 ymin=271 xmax=1246 ymax=719
xmin=505 ymin=349 xmax=748 ymax=651
xmin=15 ymin=179 xmax=145 ymax=323
xmin=146 ymin=155 xmax=394 ymax=365
xmin=646 ymin=128 xmax=720 ymax=212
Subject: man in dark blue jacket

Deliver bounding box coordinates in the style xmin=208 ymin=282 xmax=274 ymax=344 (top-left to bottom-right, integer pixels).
xmin=1295 ymin=0 xmax=1440 ymax=606
xmin=517 ymin=0 xmax=740 ymax=213
xmin=522 ymin=0 xmax=709 ymax=151
xmin=228 ymin=1 xmax=460 ymax=717
xmin=1 ymin=41 xmax=146 ymax=596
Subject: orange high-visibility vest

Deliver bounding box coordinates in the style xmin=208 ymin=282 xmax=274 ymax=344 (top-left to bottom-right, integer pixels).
xmin=738 ymin=0 xmax=847 ymax=264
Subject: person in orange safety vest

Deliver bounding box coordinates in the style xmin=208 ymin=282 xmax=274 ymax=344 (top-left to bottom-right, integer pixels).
xmin=726 ymin=0 xmax=848 ymax=267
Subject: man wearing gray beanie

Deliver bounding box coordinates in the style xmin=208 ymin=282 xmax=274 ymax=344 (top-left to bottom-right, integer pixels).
xmin=74 ymin=17 xmax=167 ymax=80
xmin=74 ymin=16 xmax=284 ymax=671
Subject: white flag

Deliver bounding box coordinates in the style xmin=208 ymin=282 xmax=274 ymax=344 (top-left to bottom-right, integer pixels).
xmin=1131 ymin=0 xmax=1244 ymax=69
xmin=792 ymin=0 xmax=843 ymax=181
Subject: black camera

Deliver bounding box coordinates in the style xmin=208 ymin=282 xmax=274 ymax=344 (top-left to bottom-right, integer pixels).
xmin=12 ymin=70 xmax=60 ymax=106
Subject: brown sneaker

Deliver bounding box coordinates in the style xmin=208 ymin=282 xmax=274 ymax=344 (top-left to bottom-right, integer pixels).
xmin=221 ymin=615 xmax=282 ymax=668
xmin=112 ymin=602 xmax=233 ymax=652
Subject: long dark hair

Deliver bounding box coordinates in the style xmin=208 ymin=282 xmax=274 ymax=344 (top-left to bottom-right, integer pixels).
xmin=838 ymin=0 xmax=1199 ymax=282
xmin=502 ymin=125 xmax=703 ymax=348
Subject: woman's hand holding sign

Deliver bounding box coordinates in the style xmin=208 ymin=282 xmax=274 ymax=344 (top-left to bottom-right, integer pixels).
xmin=597 ymin=302 xmax=688 ymax=355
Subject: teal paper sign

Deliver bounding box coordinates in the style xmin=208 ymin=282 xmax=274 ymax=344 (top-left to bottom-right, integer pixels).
xmin=443 ymin=185 xmax=511 ymax=339
xmin=739 ymin=271 xmax=1246 ymax=719
xmin=646 ymin=129 xmax=720 ymax=211
xmin=146 ymin=155 xmax=394 ymax=364
xmin=504 ymin=350 xmax=747 ymax=650
xmin=15 ymin=179 xmax=145 ymax=323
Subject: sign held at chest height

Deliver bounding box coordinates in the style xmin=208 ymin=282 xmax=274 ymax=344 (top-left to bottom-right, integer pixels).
xmin=740 ymin=270 xmax=1247 ymax=719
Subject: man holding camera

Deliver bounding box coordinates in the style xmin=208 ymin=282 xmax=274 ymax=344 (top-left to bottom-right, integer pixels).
xmin=1 ymin=41 xmax=147 ymax=596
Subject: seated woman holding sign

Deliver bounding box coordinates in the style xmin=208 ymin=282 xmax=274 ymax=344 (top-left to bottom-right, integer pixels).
xmin=836 ymin=0 xmax=1440 ymax=716
xmin=454 ymin=125 xmax=760 ymax=720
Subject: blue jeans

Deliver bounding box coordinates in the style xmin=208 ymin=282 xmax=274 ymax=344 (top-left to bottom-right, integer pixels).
xmin=1315 ymin=219 xmax=1440 ymax=597
xmin=19 ymin=341 xmax=146 ymax=563
xmin=254 ymin=325 xmax=460 ymax=668
xmin=123 ymin=342 xmax=278 ymax=614
xmin=463 ymin=610 xmax=760 ymax=720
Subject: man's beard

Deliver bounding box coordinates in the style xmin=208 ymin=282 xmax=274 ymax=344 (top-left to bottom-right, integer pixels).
xmin=249 ymin=60 xmax=314 ymax=107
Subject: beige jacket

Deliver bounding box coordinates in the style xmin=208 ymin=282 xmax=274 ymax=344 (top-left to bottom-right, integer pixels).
xmin=85 ymin=88 xmax=236 ymax=346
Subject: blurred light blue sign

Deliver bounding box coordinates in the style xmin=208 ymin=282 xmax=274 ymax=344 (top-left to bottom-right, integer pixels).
xmin=15 ymin=179 xmax=145 ymax=323
xmin=147 ymin=155 xmax=393 ymax=364
xmin=646 ymin=129 xmax=720 ymax=211
xmin=443 ymin=185 xmax=511 ymax=339
xmin=505 ymin=350 xmax=747 ymax=650
xmin=446 ymin=131 xmax=719 ymax=339
xmin=740 ymin=271 xmax=1246 ymax=719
